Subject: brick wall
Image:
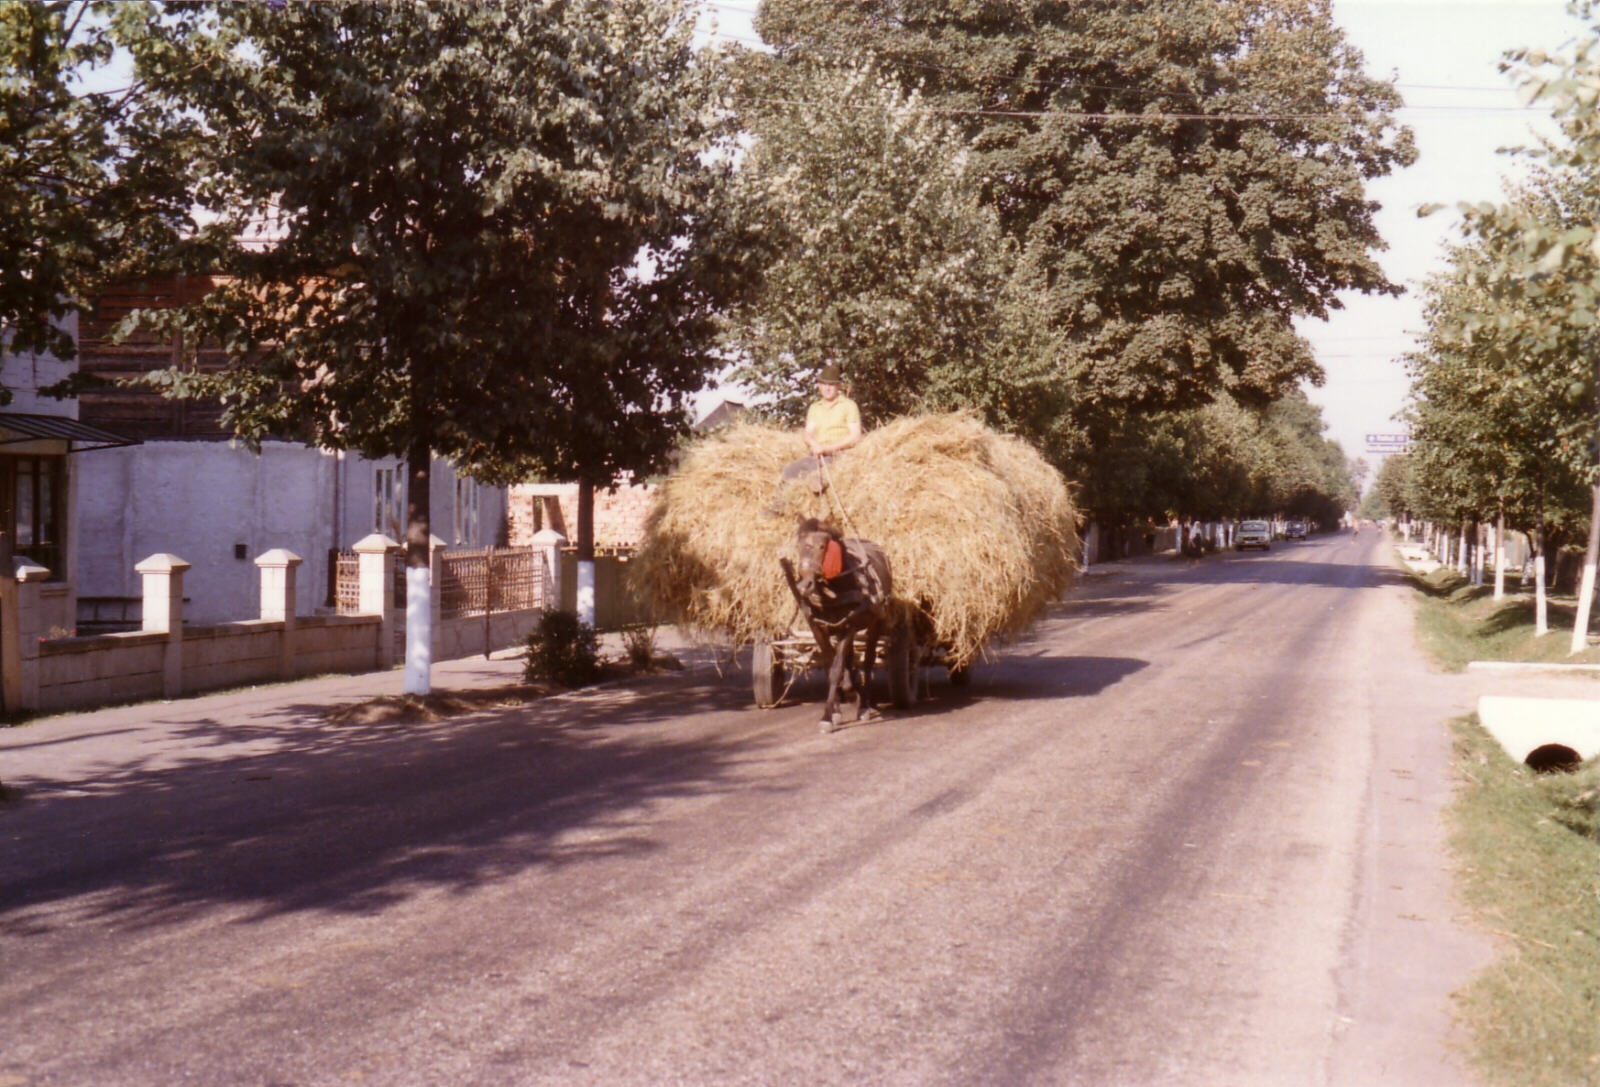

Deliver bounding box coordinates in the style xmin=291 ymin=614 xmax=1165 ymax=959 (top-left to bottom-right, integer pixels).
xmin=507 ymin=481 xmax=657 ymax=548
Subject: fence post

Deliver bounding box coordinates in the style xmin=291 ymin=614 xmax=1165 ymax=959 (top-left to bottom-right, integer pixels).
xmin=483 ymin=547 xmax=494 ymax=659
xmin=353 ymin=533 xmax=399 ymax=669
xmin=255 ymin=548 xmax=302 ymax=680
xmin=532 ymin=528 xmax=566 ymax=613
xmin=136 ymin=553 xmax=190 ymax=699
xmin=10 ymin=557 xmax=49 ymax=711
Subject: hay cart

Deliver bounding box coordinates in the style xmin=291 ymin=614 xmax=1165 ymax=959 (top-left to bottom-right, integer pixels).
xmin=751 ymin=558 xmax=973 ymax=710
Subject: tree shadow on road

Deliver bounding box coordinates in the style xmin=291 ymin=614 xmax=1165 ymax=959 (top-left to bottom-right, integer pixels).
xmin=1095 ymin=552 xmax=1412 ymax=593
xmin=0 ymin=676 xmax=768 ymax=935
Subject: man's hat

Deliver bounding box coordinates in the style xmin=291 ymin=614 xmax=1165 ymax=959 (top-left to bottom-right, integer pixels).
xmin=818 ymin=363 xmax=843 ymax=385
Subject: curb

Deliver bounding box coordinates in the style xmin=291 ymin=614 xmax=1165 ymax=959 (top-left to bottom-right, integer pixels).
xmin=1465 ymin=660 xmax=1600 ymax=675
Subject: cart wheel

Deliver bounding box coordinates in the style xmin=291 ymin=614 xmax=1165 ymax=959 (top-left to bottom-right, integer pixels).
xmin=887 ymin=626 xmax=917 ymax=709
xmin=753 ymin=639 xmax=785 ymax=708
xmin=948 ymin=659 xmax=973 ymax=687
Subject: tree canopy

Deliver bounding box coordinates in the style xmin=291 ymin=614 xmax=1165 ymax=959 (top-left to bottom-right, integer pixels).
xmin=725 ymin=64 xmax=1060 ymax=437
xmin=136 ymin=0 xmax=749 ymax=487
xmin=745 ymin=0 xmax=1413 ymax=513
xmin=0 ymin=1 xmax=193 ymax=372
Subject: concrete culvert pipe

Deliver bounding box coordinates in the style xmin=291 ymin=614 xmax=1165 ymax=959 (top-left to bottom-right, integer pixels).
xmin=1524 ymin=743 xmax=1583 ymax=774
xmin=1477 ymin=696 xmax=1600 ymax=773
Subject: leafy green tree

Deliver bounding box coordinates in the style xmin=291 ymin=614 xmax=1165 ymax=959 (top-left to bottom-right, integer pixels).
xmin=1369 ymin=454 xmax=1414 ymax=522
xmin=1079 ymin=389 xmax=1355 ymax=545
xmin=726 ymin=64 xmax=1059 ymax=435
xmin=1421 ymin=164 xmax=1600 ymax=643
xmin=0 ymin=1 xmax=194 ymax=375
xmin=748 ymin=0 xmax=1413 ymax=511
xmin=136 ymin=0 xmax=750 ymax=691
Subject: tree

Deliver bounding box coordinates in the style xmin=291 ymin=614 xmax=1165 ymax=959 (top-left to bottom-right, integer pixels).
xmin=726 ymin=64 xmax=1060 ymax=435
xmin=0 ymin=1 xmax=193 ymax=375
xmin=1409 ymin=168 xmax=1598 ymax=632
xmin=136 ymin=0 xmax=751 ymax=691
xmin=1496 ymin=10 xmax=1600 ymax=648
xmin=748 ymin=0 xmax=1414 ymax=511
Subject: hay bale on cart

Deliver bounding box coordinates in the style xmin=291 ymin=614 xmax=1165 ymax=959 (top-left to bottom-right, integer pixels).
xmin=630 ymin=412 xmax=1079 ymax=705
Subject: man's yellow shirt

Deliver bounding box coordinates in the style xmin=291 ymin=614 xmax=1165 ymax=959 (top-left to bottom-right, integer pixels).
xmin=806 ymin=396 xmax=860 ymax=449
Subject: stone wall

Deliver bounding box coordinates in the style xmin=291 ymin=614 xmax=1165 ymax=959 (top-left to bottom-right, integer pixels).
xmin=6 ymin=538 xmax=560 ymax=716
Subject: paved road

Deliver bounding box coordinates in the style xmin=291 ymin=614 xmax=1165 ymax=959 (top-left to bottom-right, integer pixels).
xmin=0 ymin=533 xmax=1547 ymax=1085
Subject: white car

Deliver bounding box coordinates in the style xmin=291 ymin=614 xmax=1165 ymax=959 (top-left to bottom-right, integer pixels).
xmin=1237 ymin=520 xmax=1271 ymax=550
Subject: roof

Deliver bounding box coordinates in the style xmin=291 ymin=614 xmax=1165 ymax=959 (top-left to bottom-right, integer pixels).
xmin=0 ymin=413 xmax=140 ymax=453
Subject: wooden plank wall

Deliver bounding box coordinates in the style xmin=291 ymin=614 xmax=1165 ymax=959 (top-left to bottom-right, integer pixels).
xmin=77 ymin=277 xmax=231 ymax=441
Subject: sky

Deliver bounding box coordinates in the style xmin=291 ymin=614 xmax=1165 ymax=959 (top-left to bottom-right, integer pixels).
xmin=1307 ymin=0 xmax=1587 ymax=471
xmin=694 ymin=0 xmax=1592 ymax=474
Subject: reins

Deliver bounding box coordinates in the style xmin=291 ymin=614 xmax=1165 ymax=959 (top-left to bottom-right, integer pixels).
xmin=817 ymin=456 xmax=863 ymax=541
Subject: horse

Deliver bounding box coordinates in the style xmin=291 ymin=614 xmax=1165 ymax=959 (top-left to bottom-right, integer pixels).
xmin=781 ymin=517 xmax=893 ymax=733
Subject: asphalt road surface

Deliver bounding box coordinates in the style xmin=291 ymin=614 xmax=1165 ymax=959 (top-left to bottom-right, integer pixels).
xmin=1 ymin=532 xmax=1493 ymax=1086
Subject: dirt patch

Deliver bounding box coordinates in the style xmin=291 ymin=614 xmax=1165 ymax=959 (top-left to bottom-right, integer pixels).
xmin=322 ymin=654 xmax=684 ymax=726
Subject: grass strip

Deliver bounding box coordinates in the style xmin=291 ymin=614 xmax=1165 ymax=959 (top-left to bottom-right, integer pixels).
xmin=1408 ymin=564 xmax=1600 ymax=672
xmin=1447 ymin=716 xmax=1600 ymax=1087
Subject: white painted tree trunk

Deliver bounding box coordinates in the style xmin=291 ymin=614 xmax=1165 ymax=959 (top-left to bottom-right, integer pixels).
xmin=1536 ymin=553 xmax=1549 ymax=636
xmin=403 ymin=564 xmax=432 ymax=694
xmin=1570 ymin=483 xmax=1600 ymax=654
xmin=577 ymin=559 xmax=596 ymax=628
xmin=1493 ymin=512 xmax=1505 ymax=600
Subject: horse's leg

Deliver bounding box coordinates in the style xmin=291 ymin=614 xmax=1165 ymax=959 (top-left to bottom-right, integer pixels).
xmin=860 ymin=615 xmax=882 ymax=718
xmin=836 ymin=629 xmax=861 ymax=723
xmin=842 ymin=628 xmax=865 ymax=720
xmin=820 ymin=631 xmax=846 ymax=733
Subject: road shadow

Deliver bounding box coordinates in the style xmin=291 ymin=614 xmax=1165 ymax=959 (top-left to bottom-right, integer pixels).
xmin=1096 ymin=552 xmax=1412 ymax=593
xmin=1061 ymin=596 xmax=1167 ymax=620
xmin=0 ymin=675 xmax=767 ymax=935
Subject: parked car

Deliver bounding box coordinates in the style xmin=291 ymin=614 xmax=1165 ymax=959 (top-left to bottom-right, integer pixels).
xmin=1284 ymin=520 xmax=1307 ymax=539
xmin=1237 ymin=520 xmax=1272 ymax=550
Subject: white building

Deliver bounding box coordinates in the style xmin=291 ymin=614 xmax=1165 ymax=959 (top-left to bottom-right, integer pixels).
xmin=4 ymin=279 xmax=506 ymax=631
xmin=74 ymin=443 xmax=504 ymax=627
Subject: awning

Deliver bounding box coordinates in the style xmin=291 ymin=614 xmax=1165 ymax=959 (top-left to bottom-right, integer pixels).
xmin=0 ymin=413 xmax=140 ymax=453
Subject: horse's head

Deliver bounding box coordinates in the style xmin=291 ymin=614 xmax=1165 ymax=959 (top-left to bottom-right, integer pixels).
xmin=794 ymin=517 xmax=845 ymax=600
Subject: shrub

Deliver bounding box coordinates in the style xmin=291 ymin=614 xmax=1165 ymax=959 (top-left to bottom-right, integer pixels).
xmin=621 ymin=623 xmax=657 ymax=671
xmin=523 ymin=610 xmax=601 ymax=687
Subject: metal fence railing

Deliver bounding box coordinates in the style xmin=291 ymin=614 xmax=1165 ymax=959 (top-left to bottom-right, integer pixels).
xmin=329 ymin=546 xmax=549 ymax=620
xmin=437 ymin=547 xmax=545 ymax=620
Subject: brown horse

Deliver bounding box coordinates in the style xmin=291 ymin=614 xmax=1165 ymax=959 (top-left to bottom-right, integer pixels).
xmin=783 ymin=517 xmax=893 ymax=733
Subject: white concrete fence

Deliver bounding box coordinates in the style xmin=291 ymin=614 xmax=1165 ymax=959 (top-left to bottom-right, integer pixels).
xmin=0 ymin=531 xmax=566 ymax=716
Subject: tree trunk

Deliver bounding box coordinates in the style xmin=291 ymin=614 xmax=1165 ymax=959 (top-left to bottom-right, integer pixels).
xmin=1534 ymin=475 xmax=1549 ymax=634
xmin=576 ymin=478 xmax=596 ymax=628
xmin=1493 ymin=503 xmax=1506 ymax=600
xmin=1572 ymin=482 xmax=1600 ymax=653
xmin=1536 ymin=524 xmax=1550 ymax=636
xmin=403 ymin=442 xmax=433 ymax=694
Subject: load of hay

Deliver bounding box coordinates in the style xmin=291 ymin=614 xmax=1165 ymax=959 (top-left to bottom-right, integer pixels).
xmin=630 ymin=413 xmax=1079 ymax=668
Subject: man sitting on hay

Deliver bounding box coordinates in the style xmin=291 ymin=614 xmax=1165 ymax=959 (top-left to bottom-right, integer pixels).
xmin=767 ymin=363 xmax=861 ymax=514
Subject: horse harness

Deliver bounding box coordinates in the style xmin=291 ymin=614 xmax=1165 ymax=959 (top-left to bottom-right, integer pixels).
xmin=806 ymin=538 xmax=889 ymax=633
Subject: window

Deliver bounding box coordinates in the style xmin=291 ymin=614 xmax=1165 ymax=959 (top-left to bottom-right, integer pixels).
xmin=0 ymin=455 xmax=65 ymax=578
xmin=454 ymin=474 xmax=481 ymax=546
xmin=374 ymin=465 xmax=404 ymax=540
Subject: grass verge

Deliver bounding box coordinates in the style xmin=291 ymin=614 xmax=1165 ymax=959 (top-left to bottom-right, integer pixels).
xmin=1408 ymin=564 xmax=1600 ymax=672
xmin=1447 ymin=716 xmax=1600 ymax=1087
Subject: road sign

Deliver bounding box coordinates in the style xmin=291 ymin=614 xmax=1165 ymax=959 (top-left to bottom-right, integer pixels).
xmin=1365 ymin=433 xmax=1409 ymax=454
